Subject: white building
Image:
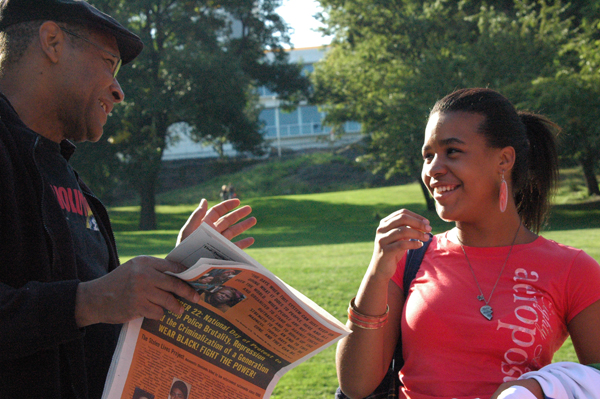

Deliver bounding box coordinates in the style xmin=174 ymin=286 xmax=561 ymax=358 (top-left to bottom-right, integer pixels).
xmin=162 ymin=46 xmax=362 ymax=161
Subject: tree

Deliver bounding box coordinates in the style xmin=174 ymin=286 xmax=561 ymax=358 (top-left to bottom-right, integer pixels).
xmin=528 ymin=36 xmax=600 ymax=196
xmin=72 ymin=0 xmax=309 ymax=229
xmin=312 ymin=0 xmax=579 ymax=209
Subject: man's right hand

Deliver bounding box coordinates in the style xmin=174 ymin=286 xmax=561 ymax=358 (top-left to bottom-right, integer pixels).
xmin=75 ymin=256 xmax=200 ymax=328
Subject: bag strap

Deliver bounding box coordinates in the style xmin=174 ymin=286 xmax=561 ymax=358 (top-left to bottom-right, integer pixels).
xmin=403 ymin=234 xmax=433 ymax=296
xmin=392 ymin=233 xmax=433 ymax=372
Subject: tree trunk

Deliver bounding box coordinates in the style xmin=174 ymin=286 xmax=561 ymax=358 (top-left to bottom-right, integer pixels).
xmin=138 ymin=170 xmax=158 ymax=231
xmin=581 ymin=155 xmax=600 ymax=196
xmin=418 ymin=179 xmax=436 ymax=211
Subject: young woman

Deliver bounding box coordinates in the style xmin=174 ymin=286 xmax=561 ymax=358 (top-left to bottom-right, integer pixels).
xmin=336 ymin=88 xmax=600 ymax=399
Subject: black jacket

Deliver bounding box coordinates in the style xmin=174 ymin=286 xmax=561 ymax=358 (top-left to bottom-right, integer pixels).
xmin=0 ymin=93 xmax=120 ymax=398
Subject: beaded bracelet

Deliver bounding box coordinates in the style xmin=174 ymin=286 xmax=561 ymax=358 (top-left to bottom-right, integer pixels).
xmin=347 ymin=297 xmax=389 ymax=329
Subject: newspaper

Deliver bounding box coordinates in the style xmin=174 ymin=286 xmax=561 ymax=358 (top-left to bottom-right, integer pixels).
xmin=102 ymin=223 xmax=350 ymax=399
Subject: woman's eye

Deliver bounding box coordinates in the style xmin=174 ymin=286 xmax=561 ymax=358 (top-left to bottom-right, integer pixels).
xmin=447 ymin=148 xmax=460 ymax=155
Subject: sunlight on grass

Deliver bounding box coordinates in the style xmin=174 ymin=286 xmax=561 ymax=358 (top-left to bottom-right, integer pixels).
xmin=554 ymin=167 xmax=600 ymax=204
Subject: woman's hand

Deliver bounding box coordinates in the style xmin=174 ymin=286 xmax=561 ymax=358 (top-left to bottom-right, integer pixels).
xmin=368 ymin=209 xmax=431 ymax=281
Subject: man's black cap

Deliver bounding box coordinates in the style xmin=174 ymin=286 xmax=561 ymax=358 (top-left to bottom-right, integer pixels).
xmin=0 ymin=0 xmax=143 ymax=65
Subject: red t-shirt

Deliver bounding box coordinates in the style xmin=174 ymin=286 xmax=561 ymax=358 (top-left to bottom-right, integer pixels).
xmin=391 ymin=232 xmax=600 ymax=399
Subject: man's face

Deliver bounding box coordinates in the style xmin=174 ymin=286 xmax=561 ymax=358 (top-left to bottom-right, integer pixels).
xmin=57 ymin=28 xmax=124 ymax=142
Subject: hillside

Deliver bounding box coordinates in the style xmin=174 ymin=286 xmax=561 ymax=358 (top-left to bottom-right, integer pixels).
xmin=142 ymin=145 xmax=599 ymax=208
xmin=155 ymin=149 xmax=412 ymax=205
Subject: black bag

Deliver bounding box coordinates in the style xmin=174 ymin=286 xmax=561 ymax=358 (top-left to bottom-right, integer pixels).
xmin=335 ymin=235 xmax=432 ymax=399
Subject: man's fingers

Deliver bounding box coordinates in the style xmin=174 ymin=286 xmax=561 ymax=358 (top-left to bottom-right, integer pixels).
xmin=154 ymin=269 xmax=200 ymax=304
xmin=139 ymin=271 xmax=200 ymax=318
xmin=124 ymin=257 xmax=199 ymax=307
xmin=137 ymin=302 xmax=167 ymax=321
xmin=219 ymin=216 xmax=257 ymax=241
xmin=146 ymin=288 xmax=186 ymax=318
xmin=177 ymin=199 xmax=209 ymax=244
xmin=234 ymin=236 xmax=255 ymax=250
xmin=139 ymin=256 xmax=188 ymax=275
xmin=203 ymin=199 xmax=242 ymax=225
xmin=178 ymin=197 xmax=257 ymax=247
xmin=213 ymin=205 xmax=253 ymax=232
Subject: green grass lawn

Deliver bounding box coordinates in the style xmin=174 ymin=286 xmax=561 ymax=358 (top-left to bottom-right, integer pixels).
xmin=110 ymin=183 xmax=600 ymax=398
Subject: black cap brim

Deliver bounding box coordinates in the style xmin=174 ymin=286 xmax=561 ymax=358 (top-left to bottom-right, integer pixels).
xmin=0 ymin=0 xmax=143 ymax=64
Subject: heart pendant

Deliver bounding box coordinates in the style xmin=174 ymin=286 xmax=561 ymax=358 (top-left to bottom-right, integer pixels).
xmin=480 ymin=305 xmax=493 ymax=321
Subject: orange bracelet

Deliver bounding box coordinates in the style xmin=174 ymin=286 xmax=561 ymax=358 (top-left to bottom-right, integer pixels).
xmin=348 ymin=297 xmax=389 ymax=329
xmin=348 ymin=317 xmax=388 ymax=329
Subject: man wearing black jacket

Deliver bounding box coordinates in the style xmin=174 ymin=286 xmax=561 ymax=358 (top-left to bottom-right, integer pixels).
xmin=0 ymin=1 xmax=256 ymax=397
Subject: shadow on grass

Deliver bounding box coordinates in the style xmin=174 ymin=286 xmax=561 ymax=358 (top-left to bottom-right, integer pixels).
xmin=111 ymin=197 xmax=449 ymax=257
xmin=110 ymin=196 xmax=599 ymax=258
xmin=546 ymin=200 xmax=600 ymax=231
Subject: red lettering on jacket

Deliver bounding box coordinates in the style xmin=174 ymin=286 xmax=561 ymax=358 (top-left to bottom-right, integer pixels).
xmin=51 ymin=185 xmax=89 ymax=217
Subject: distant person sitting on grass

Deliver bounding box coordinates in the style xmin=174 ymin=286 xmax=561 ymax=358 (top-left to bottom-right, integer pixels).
xmin=220 ymin=184 xmax=228 ymax=201
xmin=227 ymin=182 xmax=237 ymax=199
xmin=336 ymin=88 xmax=600 ymax=399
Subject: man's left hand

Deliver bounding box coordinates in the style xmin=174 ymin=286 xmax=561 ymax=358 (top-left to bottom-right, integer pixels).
xmin=176 ymin=198 xmax=256 ymax=248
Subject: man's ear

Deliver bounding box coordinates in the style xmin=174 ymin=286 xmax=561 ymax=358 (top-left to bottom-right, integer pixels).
xmin=499 ymin=146 xmax=516 ymax=174
xmin=38 ymin=21 xmax=64 ymax=64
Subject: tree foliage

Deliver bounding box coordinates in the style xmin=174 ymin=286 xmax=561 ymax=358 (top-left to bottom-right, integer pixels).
xmin=528 ymin=18 xmax=600 ymax=196
xmin=312 ymin=0 xmax=599 ymax=207
xmin=72 ymin=0 xmax=309 ymax=229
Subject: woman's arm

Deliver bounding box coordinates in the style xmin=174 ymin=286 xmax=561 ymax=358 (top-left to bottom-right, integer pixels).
xmin=336 ymin=209 xmax=431 ymax=398
xmin=568 ymin=298 xmax=600 ymax=365
xmin=336 ymin=280 xmax=404 ymax=398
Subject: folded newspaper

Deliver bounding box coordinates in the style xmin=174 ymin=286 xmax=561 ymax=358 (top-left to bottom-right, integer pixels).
xmin=102 ymin=223 xmax=351 ymax=399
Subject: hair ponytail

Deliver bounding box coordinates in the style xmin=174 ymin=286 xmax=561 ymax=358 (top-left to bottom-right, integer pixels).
xmin=515 ymin=112 xmax=559 ymax=232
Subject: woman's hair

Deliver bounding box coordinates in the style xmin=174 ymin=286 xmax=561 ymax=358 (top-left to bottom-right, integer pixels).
xmin=430 ymin=88 xmax=559 ymax=232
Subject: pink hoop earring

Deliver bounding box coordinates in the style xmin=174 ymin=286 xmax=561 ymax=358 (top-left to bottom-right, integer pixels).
xmin=499 ymin=171 xmax=508 ymax=213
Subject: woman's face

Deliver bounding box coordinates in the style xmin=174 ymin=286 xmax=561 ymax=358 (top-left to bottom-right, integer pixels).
xmin=421 ymin=112 xmax=504 ymax=223
xmin=213 ymin=288 xmax=234 ymax=304
xmin=170 ymin=388 xmax=185 ymax=399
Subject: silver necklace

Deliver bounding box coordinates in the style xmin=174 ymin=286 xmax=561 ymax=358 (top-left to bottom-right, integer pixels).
xmin=457 ymin=223 xmax=521 ymax=321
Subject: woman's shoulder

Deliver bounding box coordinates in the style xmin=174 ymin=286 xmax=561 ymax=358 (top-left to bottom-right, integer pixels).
xmin=534 ymin=236 xmax=596 ymax=262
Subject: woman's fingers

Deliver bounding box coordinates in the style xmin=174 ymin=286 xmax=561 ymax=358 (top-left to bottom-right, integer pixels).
xmin=378 ymin=209 xmax=431 ymax=236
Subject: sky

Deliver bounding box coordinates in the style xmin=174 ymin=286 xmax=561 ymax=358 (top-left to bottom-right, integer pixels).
xmin=275 ymin=0 xmax=332 ymax=48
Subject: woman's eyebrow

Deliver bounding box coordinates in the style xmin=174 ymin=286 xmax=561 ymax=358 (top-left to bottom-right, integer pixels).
xmin=422 ymin=136 xmax=466 ymax=152
xmin=440 ymin=137 xmax=466 ymax=146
